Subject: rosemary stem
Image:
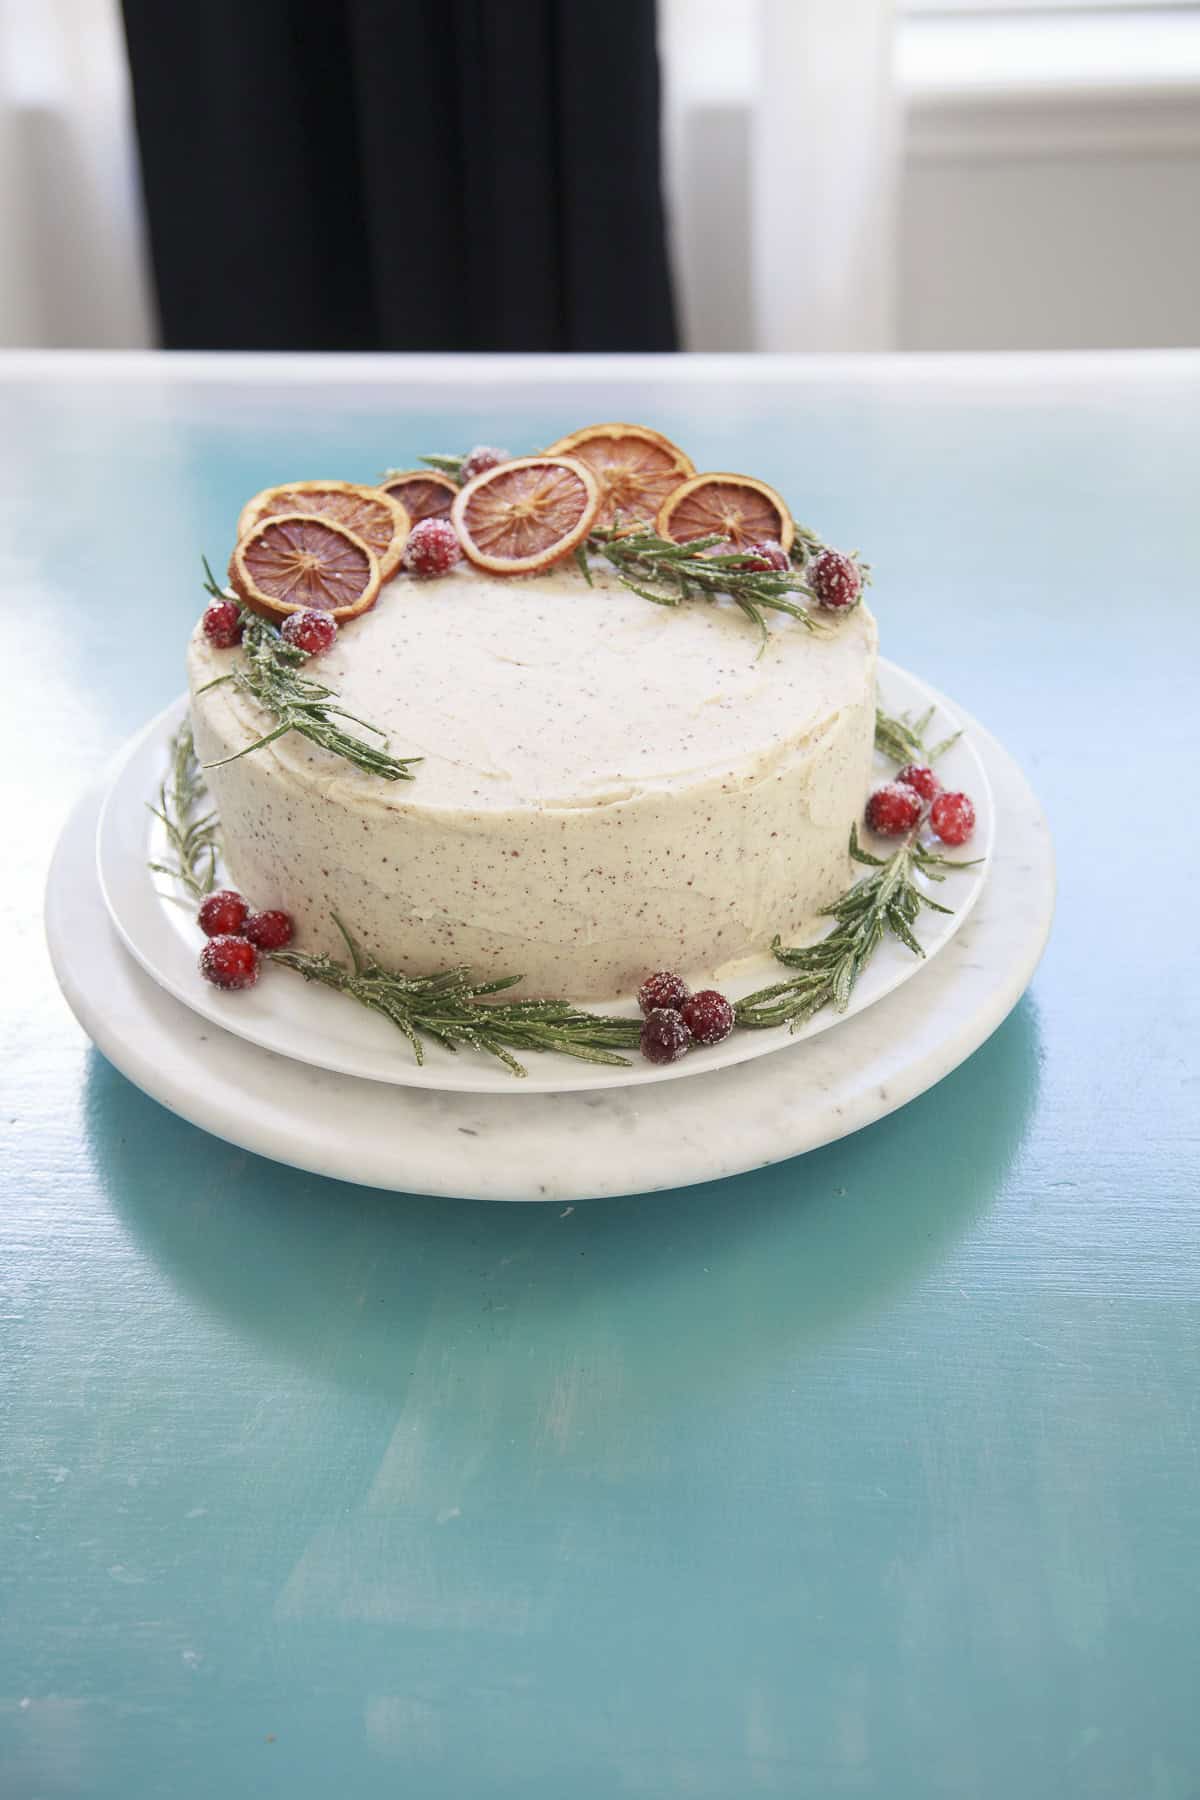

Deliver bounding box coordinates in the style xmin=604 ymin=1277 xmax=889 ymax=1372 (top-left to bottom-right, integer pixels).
xmin=199 ymin=562 xmax=421 ymax=782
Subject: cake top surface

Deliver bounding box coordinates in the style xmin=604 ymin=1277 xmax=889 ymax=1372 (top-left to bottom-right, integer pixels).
xmin=190 ymin=561 xmax=877 ymax=813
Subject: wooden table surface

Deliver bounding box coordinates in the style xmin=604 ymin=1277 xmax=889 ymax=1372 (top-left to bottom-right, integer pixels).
xmin=2 ymin=351 xmax=1197 ymax=1799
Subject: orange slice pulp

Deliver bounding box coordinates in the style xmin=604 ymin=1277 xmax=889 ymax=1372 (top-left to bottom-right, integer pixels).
xmin=229 ymin=514 xmax=381 ymax=622
xmin=546 ymin=423 xmax=694 ymax=527
xmin=379 ymin=469 xmax=458 ymax=526
xmin=237 ymin=480 xmax=409 ymax=579
xmin=452 ymin=456 xmax=600 ymax=575
xmin=656 ymin=472 xmax=794 ymax=552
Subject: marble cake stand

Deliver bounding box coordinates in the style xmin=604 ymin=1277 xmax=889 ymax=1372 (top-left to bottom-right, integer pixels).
xmin=46 ymin=711 xmax=1053 ymax=1203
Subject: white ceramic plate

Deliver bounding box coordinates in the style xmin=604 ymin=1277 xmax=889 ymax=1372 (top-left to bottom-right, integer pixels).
xmin=95 ymin=658 xmax=992 ymax=1095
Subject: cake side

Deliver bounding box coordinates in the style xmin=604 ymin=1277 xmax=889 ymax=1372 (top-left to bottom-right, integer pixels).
xmin=190 ymin=566 xmax=878 ymax=1000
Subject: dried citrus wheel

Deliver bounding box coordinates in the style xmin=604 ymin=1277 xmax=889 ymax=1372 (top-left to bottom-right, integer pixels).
xmin=452 ymin=455 xmax=600 ymax=575
xmin=545 ymin=422 xmax=694 ymax=527
xmin=656 ymin=472 xmax=794 ymax=553
xmin=229 ymin=513 xmax=381 ymax=622
xmin=236 ymin=481 xmax=409 ymax=579
xmin=378 ymin=469 xmax=458 ymax=526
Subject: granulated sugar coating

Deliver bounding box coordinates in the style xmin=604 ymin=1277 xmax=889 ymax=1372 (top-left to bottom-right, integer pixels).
xmin=189 ymin=561 xmax=878 ymax=1001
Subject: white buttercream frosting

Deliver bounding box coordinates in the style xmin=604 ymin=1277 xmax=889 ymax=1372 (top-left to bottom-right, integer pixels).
xmin=189 ymin=562 xmax=877 ymax=999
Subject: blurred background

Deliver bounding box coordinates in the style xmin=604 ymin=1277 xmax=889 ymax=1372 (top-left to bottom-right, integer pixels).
xmin=1 ymin=0 xmax=1196 ymax=355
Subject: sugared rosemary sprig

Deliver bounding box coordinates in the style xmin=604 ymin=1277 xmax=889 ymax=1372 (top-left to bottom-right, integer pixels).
xmin=418 ymin=451 xmax=469 ymax=483
xmin=147 ymin=720 xmax=220 ymax=899
xmin=584 ymin=526 xmax=824 ymax=648
xmin=735 ymin=824 xmax=976 ymax=1031
xmin=198 ymin=561 xmax=420 ymax=782
xmin=271 ymin=918 xmax=643 ymax=1076
xmin=875 ymin=702 xmax=960 ymax=768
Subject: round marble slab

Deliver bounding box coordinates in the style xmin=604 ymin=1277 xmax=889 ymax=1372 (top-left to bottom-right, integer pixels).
xmin=46 ymin=709 xmax=1053 ymax=1202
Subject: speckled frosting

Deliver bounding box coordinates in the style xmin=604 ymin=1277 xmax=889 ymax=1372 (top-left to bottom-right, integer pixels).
xmin=188 ymin=563 xmax=877 ymax=1000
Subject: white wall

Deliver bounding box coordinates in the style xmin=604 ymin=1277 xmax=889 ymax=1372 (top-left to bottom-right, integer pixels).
xmin=661 ymin=5 xmax=1200 ymax=352
xmin=899 ymin=16 xmax=1200 ymax=350
xmin=901 ymin=151 xmax=1200 ymax=350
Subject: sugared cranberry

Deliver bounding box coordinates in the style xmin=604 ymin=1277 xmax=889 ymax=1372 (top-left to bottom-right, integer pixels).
xmin=930 ymin=791 xmax=976 ymax=847
xmin=681 ymin=989 xmax=734 ymax=1046
xmin=243 ymin=909 xmax=294 ymax=951
xmin=895 ymin=763 xmax=940 ymax=805
xmin=865 ymin=782 xmax=922 ymax=838
xmin=638 ymin=970 xmax=690 ymax=1015
xmin=809 ymin=548 xmax=862 ymax=612
xmin=197 ymin=889 xmax=249 ymax=937
xmin=202 ymin=599 xmax=243 ymax=648
xmin=740 ymin=539 xmax=790 ymax=573
xmin=640 ymin=1008 xmax=692 ymax=1065
xmin=460 ymin=445 xmax=509 ymax=483
xmin=199 ymin=934 xmax=259 ymax=991
xmin=403 ymin=516 xmax=462 ymax=577
xmin=281 ymin=609 xmax=338 ymax=655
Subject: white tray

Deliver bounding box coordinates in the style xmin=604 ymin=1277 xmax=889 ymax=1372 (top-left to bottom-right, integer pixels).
xmin=48 ymin=699 xmax=1051 ymax=1202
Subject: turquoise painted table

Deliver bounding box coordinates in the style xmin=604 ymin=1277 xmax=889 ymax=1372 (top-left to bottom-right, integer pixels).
xmin=3 ymin=352 xmax=1197 ymax=1798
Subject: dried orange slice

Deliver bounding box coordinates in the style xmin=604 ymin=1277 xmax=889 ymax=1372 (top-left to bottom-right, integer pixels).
xmin=656 ymin=472 xmax=794 ymax=553
xmin=545 ymin=422 xmax=694 ymax=527
xmin=379 ymin=469 xmax=457 ymax=526
xmin=452 ymin=455 xmax=600 ymax=575
xmin=229 ymin=514 xmax=381 ymax=622
xmin=236 ymin=480 xmax=409 ymax=578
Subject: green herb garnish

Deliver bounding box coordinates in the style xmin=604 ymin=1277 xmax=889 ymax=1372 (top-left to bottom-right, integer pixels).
xmin=147 ymin=720 xmax=220 ymax=898
xmin=875 ymin=702 xmax=961 ymax=768
xmin=271 ymin=918 xmax=642 ymax=1076
xmin=584 ymin=526 xmax=824 ymax=650
xmin=735 ymin=825 xmax=978 ymax=1031
xmin=198 ymin=561 xmax=420 ymax=782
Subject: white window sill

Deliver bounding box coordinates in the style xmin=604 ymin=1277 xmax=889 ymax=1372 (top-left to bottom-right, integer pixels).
xmin=900 ymin=9 xmax=1200 ymax=97
xmin=900 ymin=9 xmax=1200 ymax=157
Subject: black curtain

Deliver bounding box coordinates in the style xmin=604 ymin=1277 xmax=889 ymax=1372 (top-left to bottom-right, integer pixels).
xmin=120 ymin=0 xmax=677 ymax=353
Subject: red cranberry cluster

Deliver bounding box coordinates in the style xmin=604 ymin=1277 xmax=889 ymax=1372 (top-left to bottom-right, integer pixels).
xmin=403 ymin=517 xmax=462 ymax=577
xmin=701 ymin=539 xmax=789 ymax=574
xmin=705 ymin=538 xmax=864 ymax=613
xmin=712 ymin=539 xmax=790 ymax=573
xmin=197 ymin=889 xmax=294 ymax=991
xmin=636 ymin=971 xmax=735 ymax=1065
xmin=864 ymin=763 xmax=976 ymax=848
xmin=281 ymin=610 xmax=337 ymax=655
xmin=201 ymin=598 xmax=243 ymax=648
xmin=808 ymin=548 xmax=862 ymax=613
xmin=460 ymin=445 xmax=509 ymax=483
xmin=202 ymin=600 xmax=341 ymax=659
xmin=743 ymin=540 xmax=790 ymax=572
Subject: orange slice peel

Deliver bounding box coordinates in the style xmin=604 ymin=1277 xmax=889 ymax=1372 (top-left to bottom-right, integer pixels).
xmin=236 ymin=480 xmax=409 ymax=579
xmin=229 ymin=513 xmax=381 ymax=622
xmin=546 ymin=422 xmax=694 ymax=528
xmin=452 ymin=455 xmax=600 ymax=575
xmin=656 ymin=471 xmax=794 ymax=553
xmin=379 ymin=469 xmax=458 ymax=526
